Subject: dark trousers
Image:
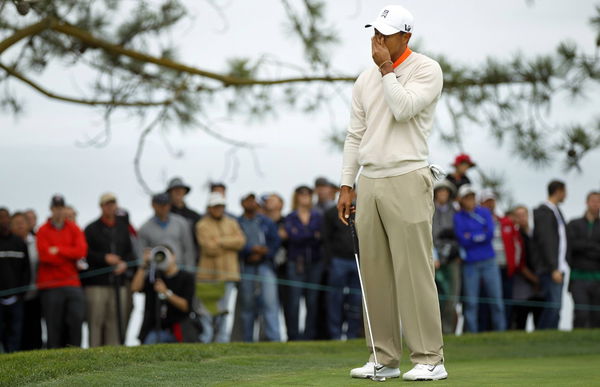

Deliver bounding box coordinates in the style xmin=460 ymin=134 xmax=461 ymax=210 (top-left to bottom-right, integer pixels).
xmin=500 ymin=267 xmax=514 ymax=329
xmin=538 ymin=274 xmax=563 ymax=329
xmin=326 ymin=257 xmax=361 ymax=340
xmin=0 ymin=301 xmax=24 ymax=353
xmin=21 ymin=296 xmax=43 ymax=350
xmin=571 ymin=279 xmax=600 ymax=328
xmin=41 ymin=287 xmax=85 ymax=348
xmin=512 ymin=296 xmax=543 ymax=330
xmin=284 ymin=260 xmax=323 ymax=341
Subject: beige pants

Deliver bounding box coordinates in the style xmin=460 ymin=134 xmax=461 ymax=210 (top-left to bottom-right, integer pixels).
xmin=356 ymin=168 xmax=444 ymax=368
xmin=84 ymin=286 xmax=127 ymax=347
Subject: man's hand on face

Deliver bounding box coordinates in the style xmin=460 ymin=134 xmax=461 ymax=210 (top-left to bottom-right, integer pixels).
xmin=371 ymin=35 xmax=391 ymax=67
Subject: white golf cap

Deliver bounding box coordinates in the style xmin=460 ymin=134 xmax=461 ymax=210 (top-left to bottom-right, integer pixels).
xmin=365 ymin=5 xmax=414 ymax=36
xmin=458 ymin=184 xmax=477 ymax=199
xmin=479 ymin=188 xmax=497 ymax=203
xmin=207 ymin=192 xmax=226 ymax=207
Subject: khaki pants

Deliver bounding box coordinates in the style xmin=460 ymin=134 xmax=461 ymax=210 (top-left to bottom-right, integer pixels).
xmin=356 ymin=168 xmax=444 ymax=368
xmin=84 ymin=286 xmax=127 ymax=347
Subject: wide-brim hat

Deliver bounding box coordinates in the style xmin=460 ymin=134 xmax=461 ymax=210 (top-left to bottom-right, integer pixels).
xmin=452 ymin=153 xmax=476 ymax=167
xmin=434 ymin=180 xmax=457 ymax=196
xmin=167 ymin=177 xmax=191 ymax=194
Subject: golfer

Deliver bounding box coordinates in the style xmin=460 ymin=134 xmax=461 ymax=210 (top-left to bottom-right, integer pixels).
xmin=337 ymin=5 xmax=447 ymax=381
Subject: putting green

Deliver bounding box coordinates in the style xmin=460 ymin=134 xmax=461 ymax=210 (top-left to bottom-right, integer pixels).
xmin=2 ymin=330 xmax=599 ymax=386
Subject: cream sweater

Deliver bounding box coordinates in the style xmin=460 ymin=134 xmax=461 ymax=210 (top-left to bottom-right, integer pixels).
xmin=341 ymin=51 xmax=443 ymax=187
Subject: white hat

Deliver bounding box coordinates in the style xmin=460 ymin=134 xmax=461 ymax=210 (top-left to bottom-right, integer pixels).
xmin=479 ymin=188 xmax=497 ymax=203
xmin=207 ymin=192 xmax=226 ymax=207
xmin=458 ymin=184 xmax=477 ymax=199
xmin=365 ymin=5 xmax=414 ymax=36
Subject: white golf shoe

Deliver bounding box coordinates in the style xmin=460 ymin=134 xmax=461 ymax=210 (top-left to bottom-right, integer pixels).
xmin=350 ymin=362 xmax=401 ymax=379
xmin=402 ymin=363 xmax=448 ymax=381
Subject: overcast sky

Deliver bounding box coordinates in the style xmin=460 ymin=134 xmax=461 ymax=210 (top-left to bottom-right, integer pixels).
xmin=1 ymin=0 xmax=599 ymax=229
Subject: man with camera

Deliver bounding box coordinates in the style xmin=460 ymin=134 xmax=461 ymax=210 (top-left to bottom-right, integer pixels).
xmin=131 ymin=245 xmax=195 ymax=344
xmin=139 ymin=193 xmax=196 ymax=273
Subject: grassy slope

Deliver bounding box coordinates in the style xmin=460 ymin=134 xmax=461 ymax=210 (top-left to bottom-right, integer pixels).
xmin=1 ymin=330 xmax=599 ymax=386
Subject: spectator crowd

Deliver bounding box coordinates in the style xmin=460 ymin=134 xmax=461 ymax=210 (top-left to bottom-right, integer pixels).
xmin=1 ymin=153 xmax=599 ymax=352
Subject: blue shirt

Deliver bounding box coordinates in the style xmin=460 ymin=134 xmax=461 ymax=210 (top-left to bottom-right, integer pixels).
xmin=284 ymin=209 xmax=323 ymax=263
xmin=453 ymin=206 xmax=496 ymax=263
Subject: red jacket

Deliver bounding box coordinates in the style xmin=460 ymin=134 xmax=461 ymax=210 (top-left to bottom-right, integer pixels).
xmin=498 ymin=216 xmax=520 ymax=277
xmin=36 ymin=219 xmax=88 ymax=289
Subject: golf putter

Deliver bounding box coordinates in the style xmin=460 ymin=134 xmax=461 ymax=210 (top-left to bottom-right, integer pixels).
xmin=349 ymin=217 xmax=386 ymax=382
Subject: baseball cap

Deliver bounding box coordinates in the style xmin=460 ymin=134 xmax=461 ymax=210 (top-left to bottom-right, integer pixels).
xmin=99 ymin=192 xmax=117 ymax=205
xmin=210 ymin=182 xmax=226 ymax=191
xmin=314 ymin=177 xmax=338 ymax=188
xmin=50 ymin=194 xmax=66 ymax=208
xmin=479 ymin=188 xmax=497 ymax=203
xmin=295 ymin=185 xmax=313 ymax=194
xmin=207 ymin=192 xmax=226 ymax=207
xmin=240 ymin=192 xmax=256 ymax=202
xmin=365 ymin=5 xmax=414 ymax=36
xmin=152 ymin=193 xmax=170 ymax=205
xmin=457 ymin=184 xmax=477 ymax=199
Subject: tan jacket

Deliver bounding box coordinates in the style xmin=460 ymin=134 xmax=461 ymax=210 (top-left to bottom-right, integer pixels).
xmin=196 ymin=215 xmax=246 ymax=282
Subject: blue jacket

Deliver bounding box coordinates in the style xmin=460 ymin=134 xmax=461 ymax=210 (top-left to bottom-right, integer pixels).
xmin=453 ymin=206 xmax=495 ymax=263
xmin=238 ymin=214 xmax=281 ymax=264
xmin=285 ymin=209 xmax=323 ymax=263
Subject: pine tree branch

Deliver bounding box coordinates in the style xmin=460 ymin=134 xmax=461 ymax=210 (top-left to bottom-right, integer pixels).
xmin=0 ymin=62 xmax=177 ymax=107
xmin=49 ymin=18 xmax=554 ymax=89
xmin=2 ymin=17 xmax=560 ymax=104
xmin=0 ymin=18 xmax=51 ymax=54
xmin=49 ymin=18 xmax=355 ymax=86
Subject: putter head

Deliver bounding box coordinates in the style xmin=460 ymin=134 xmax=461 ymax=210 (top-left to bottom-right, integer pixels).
xmin=370 ymin=364 xmax=386 ymax=382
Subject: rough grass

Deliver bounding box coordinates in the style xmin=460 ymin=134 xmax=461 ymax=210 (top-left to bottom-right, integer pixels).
xmin=1 ymin=330 xmax=599 ymax=386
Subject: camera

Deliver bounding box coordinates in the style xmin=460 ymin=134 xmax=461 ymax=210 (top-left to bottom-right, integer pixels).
xmin=148 ymin=246 xmax=173 ymax=285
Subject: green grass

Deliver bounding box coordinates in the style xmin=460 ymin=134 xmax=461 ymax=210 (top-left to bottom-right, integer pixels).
xmin=1 ymin=330 xmax=600 ymax=386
